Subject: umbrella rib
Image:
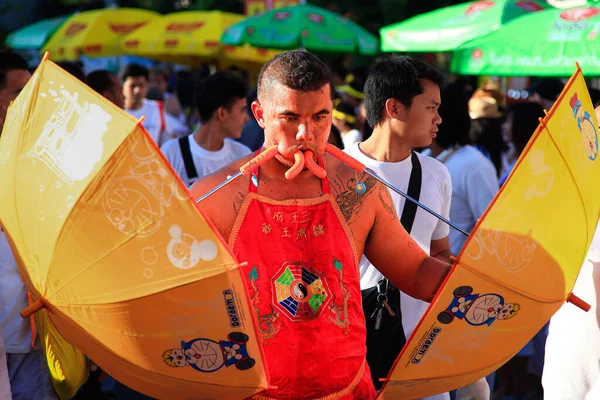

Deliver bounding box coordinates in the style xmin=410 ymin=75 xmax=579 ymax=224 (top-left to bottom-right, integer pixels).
xmin=542 ymin=121 xmax=590 ymax=263
xmin=457 ymin=261 xmax=566 ymax=304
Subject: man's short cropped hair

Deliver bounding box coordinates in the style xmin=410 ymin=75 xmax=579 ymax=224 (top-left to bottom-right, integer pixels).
xmin=257 ymin=50 xmax=333 ymax=101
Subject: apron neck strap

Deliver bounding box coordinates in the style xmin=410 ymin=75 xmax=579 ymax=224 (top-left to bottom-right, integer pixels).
xmin=248 ymin=148 xmax=330 ymax=194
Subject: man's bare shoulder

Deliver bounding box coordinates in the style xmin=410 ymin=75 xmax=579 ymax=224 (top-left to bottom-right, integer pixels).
xmin=323 ymin=152 xmax=397 ymax=228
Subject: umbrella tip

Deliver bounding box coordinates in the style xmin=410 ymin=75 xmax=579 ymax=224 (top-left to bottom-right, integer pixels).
xmin=567 ymin=292 xmax=591 ymax=312
xmin=20 ymin=299 xmax=45 ymax=319
xmin=43 ymin=52 xmax=50 ymax=61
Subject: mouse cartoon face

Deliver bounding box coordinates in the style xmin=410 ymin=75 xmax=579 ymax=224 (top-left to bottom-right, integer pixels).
xmin=496 ymin=303 xmax=520 ymax=320
xmin=162 ymin=348 xmax=188 ymax=368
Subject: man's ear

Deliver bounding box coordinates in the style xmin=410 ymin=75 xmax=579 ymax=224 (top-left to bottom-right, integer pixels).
xmin=251 ymin=100 xmax=265 ymax=128
xmin=215 ymin=106 xmax=227 ymax=121
xmin=384 ymin=98 xmax=408 ymax=121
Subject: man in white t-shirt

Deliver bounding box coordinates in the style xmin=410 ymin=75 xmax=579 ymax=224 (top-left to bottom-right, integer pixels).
xmin=121 ymin=63 xmax=187 ymax=146
xmin=161 ymin=72 xmax=252 ymax=188
xmin=346 ymin=56 xmax=452 ymax=399
xmin=0 ymin=48 xmax=57 ymax=400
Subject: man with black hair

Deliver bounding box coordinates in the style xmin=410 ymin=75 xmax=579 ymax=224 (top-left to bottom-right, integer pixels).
xmin=121 ymin=63 xmax=186 ymax=145
xmin=191 ymin=50 xmax=452 ymax=399
xmin=86 ymin=69 xmax=124 ymax=109
xmin=346 ymin=55 xmax=453 ymax=397
xmin=160 ymin=72 xmax=251 ymax=187
xmin=0 ymin=47 xmax=58 ymax=400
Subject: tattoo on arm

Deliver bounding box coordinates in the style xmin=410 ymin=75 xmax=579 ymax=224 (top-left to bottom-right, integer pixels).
xmin=378 ymin=185 xmax=398 ymax=220
xmin=334 ymin=173 xmax=377 ymax=223
xmin=233 ymin=191 xmax=247 ymax=215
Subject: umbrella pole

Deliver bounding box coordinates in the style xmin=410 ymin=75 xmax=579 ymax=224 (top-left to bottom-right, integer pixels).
xmin=195 ymin=171 xmax=243 ymax=203
xmin=363 ymin=169 xmax=469 ymax=237
xmin=325 ymin=144 xmax=469 ymax=237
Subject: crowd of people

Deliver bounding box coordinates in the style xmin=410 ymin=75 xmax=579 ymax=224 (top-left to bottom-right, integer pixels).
xmin=0 ymin=45 xmax=599 ymax=400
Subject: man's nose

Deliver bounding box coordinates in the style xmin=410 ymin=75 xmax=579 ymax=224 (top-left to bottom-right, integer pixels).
xmin=296 ymin=122 xmax=315 ymax=142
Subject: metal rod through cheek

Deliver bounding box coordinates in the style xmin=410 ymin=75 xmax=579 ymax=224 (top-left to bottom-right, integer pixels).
xmin=195 ymin=171 xmax=243 ymax=203
xmin=364 ymin=168 xmax=470 ymax=237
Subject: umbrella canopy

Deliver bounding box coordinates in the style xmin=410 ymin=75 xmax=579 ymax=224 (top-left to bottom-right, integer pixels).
xmin=380 ymin=0 xmax=550 ymax=53
xmin=221 ymin=3 xmax=379 ymax=55
xmin=452 ymin=5 xmax=600 ymax=76
xmin=5 ymin=15 xmax=69 ymax=50
xmin=121 ymin=10 xmax=280 ymax=67
xmin=378 ymin=65 xmax=600 ymax=398
xmin=42 ymin=8 xmax=159 ymax=61
xmin=0 ymin=55 xmax=269 ymax=399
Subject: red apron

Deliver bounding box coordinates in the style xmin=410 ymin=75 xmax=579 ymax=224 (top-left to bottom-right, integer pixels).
xmin=230 ymin=155 xmax=375 ymax=400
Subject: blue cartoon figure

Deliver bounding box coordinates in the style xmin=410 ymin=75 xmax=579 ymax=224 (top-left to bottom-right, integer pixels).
xmin=570 ymin=92 xmax=599 ymax=160
xmin=437 ymin=286 xmax=520 ymax=326
xmin=162 ymin=332 xmax=256 ymax=372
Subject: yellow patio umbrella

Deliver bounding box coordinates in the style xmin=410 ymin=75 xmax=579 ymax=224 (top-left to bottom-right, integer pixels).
xmin=121 ymin=10 xmax=280 ymax=68
xmin=42 ymin=8 xmax=160 ymax=61
xmin=0 ymin=54 xmax=269 ymax=399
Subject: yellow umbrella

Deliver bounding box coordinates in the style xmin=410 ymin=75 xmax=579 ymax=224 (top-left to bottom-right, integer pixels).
xmin=42 ymin=8 xmax=160 ymax=61
xmin=376 ymin=65 xmax=600 ymax=398
xmin=0 ymin=54 xmax=269 ymax=399
xmin=121 ymin=10 xmax=280 ymax=67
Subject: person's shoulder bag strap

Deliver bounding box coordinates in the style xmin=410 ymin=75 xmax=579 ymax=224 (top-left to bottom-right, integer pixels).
xmin=400 ymin=151 xmax=422 ymax=234
xmin=178 ymin=136 xmax=198 ymax=183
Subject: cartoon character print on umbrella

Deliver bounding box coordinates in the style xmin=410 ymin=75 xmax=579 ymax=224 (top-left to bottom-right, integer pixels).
xmin=162 ymin=332 xmax=256 ymax=372
xmin=437 ymin=286 xmax=520 ymax=326
xmin=28 ymin=81 xmax=111 ymax=185
xmin=570 ymin=92 xmax=599 ymax=160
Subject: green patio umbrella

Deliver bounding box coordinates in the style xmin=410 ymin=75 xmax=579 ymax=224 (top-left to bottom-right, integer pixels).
xmin=6 ymin=15 xmax=69 ymax=50
xmin=380 ymin=0 xmax=550 ymax=53
xmin=221 ymin=4 xmax=378 ymax=55
xmin=451 ymin=4 xmax=600 ymax=76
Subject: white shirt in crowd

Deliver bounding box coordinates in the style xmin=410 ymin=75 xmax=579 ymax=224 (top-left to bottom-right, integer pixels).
xmin=346 ymin=144 xmax=452 ymax=400
xmin=125 ymin=99 xmax=188 ymax=147
xmin=428 ymin=145 xmax=499 ymax=255
xmin=341 ymin=129 xmax=363 ymax=150
xmin=0 ymin=232 xmax=31 ymax=355
xmin=542 ymin=222 xmax=600 ymax=400
xmin=346 ymin=144 xmax=452 ymax=328
xmin=160 ymin=135 xmax=252 ymax=188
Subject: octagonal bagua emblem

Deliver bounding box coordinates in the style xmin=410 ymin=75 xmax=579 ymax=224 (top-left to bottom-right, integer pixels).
xmin=272 ymin=261 xmax=331 ymax=322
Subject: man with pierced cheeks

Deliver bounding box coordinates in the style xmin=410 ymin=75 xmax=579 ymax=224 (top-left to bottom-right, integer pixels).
xmin=191 ymin=50 xmax=452 ymax=399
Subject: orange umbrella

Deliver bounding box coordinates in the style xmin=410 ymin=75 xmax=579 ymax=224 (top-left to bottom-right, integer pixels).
xmin=369 ymin=65 xmax=598 ymax=398
xmin=121 ymin=10 xmax=280 ymax=68
xmin=42 ymin=8 xmax=159 ymax=61
xmin=0 ymin=54 xmax=269 ymax=399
